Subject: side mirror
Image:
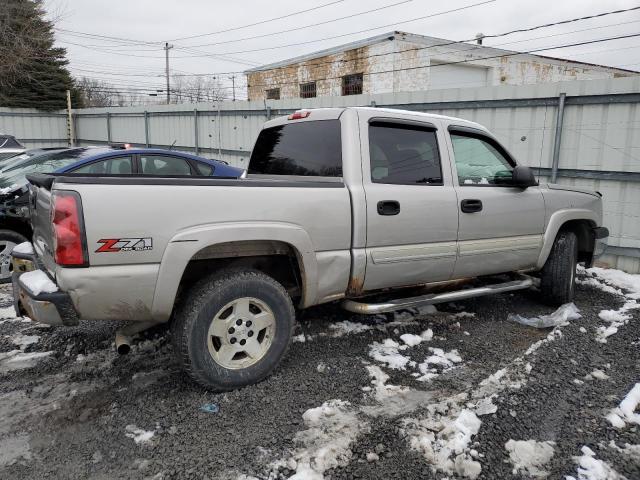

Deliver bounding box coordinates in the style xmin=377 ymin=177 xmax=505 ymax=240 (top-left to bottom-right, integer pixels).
xmin=512 ymin=165 xmax=538 ymax=188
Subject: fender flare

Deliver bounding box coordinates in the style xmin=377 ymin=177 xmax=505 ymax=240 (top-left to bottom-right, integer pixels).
xmin=150 ymin=222 xmax=317 ymax=321
xmin=536 ymin=209 xmax=598 ymax=269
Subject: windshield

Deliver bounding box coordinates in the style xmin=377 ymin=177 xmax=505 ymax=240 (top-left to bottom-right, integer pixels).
xmin=0 ymin=148 xmax=107 ymax=189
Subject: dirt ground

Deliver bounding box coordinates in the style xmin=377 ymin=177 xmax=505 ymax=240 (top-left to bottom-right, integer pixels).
xmin=0 ymin=268 xmax=638 ymax=479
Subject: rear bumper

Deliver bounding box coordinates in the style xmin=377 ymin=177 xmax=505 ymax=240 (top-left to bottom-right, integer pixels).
xmin=11 ymin=250 xmax=79 ymax=326
xmin=593 ymin=226 xmax=609 ymax=259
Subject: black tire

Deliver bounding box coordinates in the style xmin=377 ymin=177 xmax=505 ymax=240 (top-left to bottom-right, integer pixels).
xmin=172 ymin=269 xmax=295 ymax=391
xmin=0 ymin=229 xmax=28 ymax=284
xmin=539 ymin=230 xmax=578 ymax=306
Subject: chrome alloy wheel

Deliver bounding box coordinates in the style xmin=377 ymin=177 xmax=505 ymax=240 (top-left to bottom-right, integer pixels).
xmin=207 ymin=297 xmax=276 ymax=369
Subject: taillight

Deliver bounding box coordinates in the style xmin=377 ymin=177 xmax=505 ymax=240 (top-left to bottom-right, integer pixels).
xmin=51 ymin=191 xmax=88 ymax=267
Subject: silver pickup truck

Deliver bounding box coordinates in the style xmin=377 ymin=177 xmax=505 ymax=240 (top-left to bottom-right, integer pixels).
xmin=13 ymin=107 xmax=608 ymax=390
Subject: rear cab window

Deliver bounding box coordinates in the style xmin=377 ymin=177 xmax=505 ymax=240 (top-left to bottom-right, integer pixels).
xmin=248 ymin=120 xmax=342 ymax=177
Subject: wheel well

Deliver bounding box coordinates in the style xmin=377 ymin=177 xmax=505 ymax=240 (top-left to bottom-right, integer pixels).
xmin=176 ymin=240 xmax=304 ymax=307
xmin=558 ymin=219 xmax=596 ymax=265
xmin=0 ymin=218 xmax=32 ymax=240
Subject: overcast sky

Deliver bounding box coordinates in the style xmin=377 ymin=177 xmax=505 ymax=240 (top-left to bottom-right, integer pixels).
xmin=45 ymin=0 xmax=640 ymax=101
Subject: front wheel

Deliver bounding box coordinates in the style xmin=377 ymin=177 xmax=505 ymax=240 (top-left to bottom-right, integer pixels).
xmin=172 ymin=269 xmax=295 ymax=391
xmin=0 ymin=230 xmax=28 ymax=284
xmin=539 ymin=230 xmax=578 ymax=306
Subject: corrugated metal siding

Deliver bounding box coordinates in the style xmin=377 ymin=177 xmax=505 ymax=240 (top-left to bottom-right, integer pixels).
xmin=0 ymin=107 xmax=67 ymax=148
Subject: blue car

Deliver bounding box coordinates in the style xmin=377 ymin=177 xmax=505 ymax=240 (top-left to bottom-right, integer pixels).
xmin=55 ymin=147 xmax=242 ymax=177
xmin=0 ymin=147 xmax=243 ymax=282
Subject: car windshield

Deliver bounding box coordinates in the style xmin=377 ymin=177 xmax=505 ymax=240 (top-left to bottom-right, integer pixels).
xmin=0 ymin=148 xmax=109 ymax=189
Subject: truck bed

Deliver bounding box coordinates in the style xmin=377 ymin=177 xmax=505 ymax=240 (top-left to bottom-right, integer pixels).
xmin=28 ymin=174 xmax=352 ymax=322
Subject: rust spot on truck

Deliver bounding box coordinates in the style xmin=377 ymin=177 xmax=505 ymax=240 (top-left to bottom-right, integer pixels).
xmin=346 ymin=275 xmax=365 ymax=296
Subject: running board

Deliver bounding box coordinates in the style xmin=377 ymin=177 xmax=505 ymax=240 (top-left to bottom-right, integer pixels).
xmin=341 ymin=275 xmax=534 ymax=314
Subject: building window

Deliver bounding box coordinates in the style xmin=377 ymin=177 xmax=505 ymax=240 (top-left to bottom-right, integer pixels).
xmin=342 ymin=73 xmax=363 ymax=96
xmin=265 ymin=88 xmax=280 ymax=100
xmin=300 ymin=82 xmax=317 ymax=98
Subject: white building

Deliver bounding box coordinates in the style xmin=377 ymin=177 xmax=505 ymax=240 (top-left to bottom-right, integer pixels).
xmin=246 ymin=31 xmax=636 ymax=101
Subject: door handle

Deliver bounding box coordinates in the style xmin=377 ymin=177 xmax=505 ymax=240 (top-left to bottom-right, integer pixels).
xmin=377 ymin=200 xmax=400 ymax=216
xmin=461 ymin=199 xmax=483 ymax=213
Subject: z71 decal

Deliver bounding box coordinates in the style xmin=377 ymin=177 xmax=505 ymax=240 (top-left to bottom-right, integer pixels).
xmin=96 ymin=238 xmax=153 ymax=253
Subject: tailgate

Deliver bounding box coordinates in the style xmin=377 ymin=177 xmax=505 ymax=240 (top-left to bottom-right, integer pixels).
xmin=26 ymin=174 xmax=57 ymax=274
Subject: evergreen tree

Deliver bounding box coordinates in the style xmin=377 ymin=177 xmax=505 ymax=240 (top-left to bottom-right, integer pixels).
xmin=0 ymin=0 xmax=78 ymax=110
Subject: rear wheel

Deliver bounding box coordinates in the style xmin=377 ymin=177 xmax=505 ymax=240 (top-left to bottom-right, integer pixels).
xmin=172 ymin=269 xmax=295 ymax=391
xmin=539 ymin=230 xmax=578 ymax=306
xmin=0 ymin=230 xmax=27 ymax=284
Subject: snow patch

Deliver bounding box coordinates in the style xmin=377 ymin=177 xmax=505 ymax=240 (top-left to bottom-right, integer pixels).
xmin=505 ymin=439 xmax=555 ymax=478
xmin=416 ymin=348 xmax=462 ymax=382
xmin=399 ymin=329 xmax=432 ymax=347
xmin=362 ymin=365 xmax=435 ymax=417
xmin=12 ymin=242 xmax=34 ymax=255
xmin=508 ymin=303 xmax=581 ymax=328
xmin=402 ymin=409 xmax=482 ymax=479
xmin=8 ymin=333 xmax=39 ymax=350
xmin=292 ymin=334 xmax=307 ymax=343
xmin=586 ymin=266 xmax=640 ymax=299
xmin=606 ymin=383 xmax=640 ymax=429
xmin=278 ymin=400 xmax=368 ymax=479
xmin=585 ymin=369 xmax=609 ymax=381
xmin=0 ymin=350 xmax=53 ymax=372
xmin=571 ymin=446 xmax=626 ymax=480
xmin=368 ymin=339 xmax=412 ymax=370
xmin=328 ymin=321 xmax=373 ymax=337
xmin=19 ymin=270 xmax=58 ymax=295
xmin=125 ymin=425 xmax=155 ymax=444
xmin=596 ymin=301 xmax=638 ymax=343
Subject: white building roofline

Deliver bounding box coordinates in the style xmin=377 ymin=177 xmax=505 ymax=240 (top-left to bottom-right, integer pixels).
xmin=244 ymin=30 xmax=639 ymax=75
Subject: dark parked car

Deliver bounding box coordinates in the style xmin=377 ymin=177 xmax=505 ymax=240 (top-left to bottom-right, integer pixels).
xmin=0 ymin=135 xmax=26 ymax=163
xmin=0 ymin=147 xmax=243 ymax=282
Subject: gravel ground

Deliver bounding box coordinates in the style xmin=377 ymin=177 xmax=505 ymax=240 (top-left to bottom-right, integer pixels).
xmin=0 ymin=268 xmax=638 ymax=480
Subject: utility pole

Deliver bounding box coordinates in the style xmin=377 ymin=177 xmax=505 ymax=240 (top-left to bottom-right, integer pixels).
xmin=164 ymin=42 xmax=174 ymax=104
xmin=229 ymin=75 xmax=236 ymax=101
xmin=66 ymin=90 xmax=75 ymax=146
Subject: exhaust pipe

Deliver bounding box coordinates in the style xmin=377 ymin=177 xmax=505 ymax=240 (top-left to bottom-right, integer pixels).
xmin=115 ymin=331 xmax=132 ymax=355
xmin=114 ymin=321 xmax=158 ymax=355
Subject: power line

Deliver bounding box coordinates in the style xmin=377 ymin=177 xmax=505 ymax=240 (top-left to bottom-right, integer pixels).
xmin=181 ymin=0 xmax=420 ymax=48
xmin=185 ymin=4 xmax=640 ymax=58
xmin=233 ymin=6 xmax=640 ymax=75
xmin=489 ymin=19 xmax=640 ymax=49
xmin=245 ymin=32 xmax=640 ymax=89
xmin=55 ymin=28 xmax=162 ymax=46
xmin=168 ymin=0 xmax=346 ymax=41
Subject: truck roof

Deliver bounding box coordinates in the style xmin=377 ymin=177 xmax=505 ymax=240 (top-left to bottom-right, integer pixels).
xmin=264 ymin=107 xmax=488 ymax=132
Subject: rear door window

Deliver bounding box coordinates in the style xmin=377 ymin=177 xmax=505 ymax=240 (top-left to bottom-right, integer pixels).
xmin=140 ymin=155 xmax=193 ymax=175
xmin=368 ymin=122 xmax=442 ymax=185
xmin=72 ymin=156 xmax=133 ymax=174
xmin=248 ymin=120 xmax=342 ymax=176
xmin=195 ymin=162 xmax=213 ymax=175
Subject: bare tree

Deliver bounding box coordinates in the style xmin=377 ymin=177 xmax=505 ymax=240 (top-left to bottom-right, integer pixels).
xmin=170 ymin=75 xmax=227 ymax=103
xmin=76 ymin=77 xmax=118 ymax=107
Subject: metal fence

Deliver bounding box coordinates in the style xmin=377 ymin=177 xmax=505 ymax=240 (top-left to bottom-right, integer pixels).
xmin=2 ymin=77 xmax=639 ymax=272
